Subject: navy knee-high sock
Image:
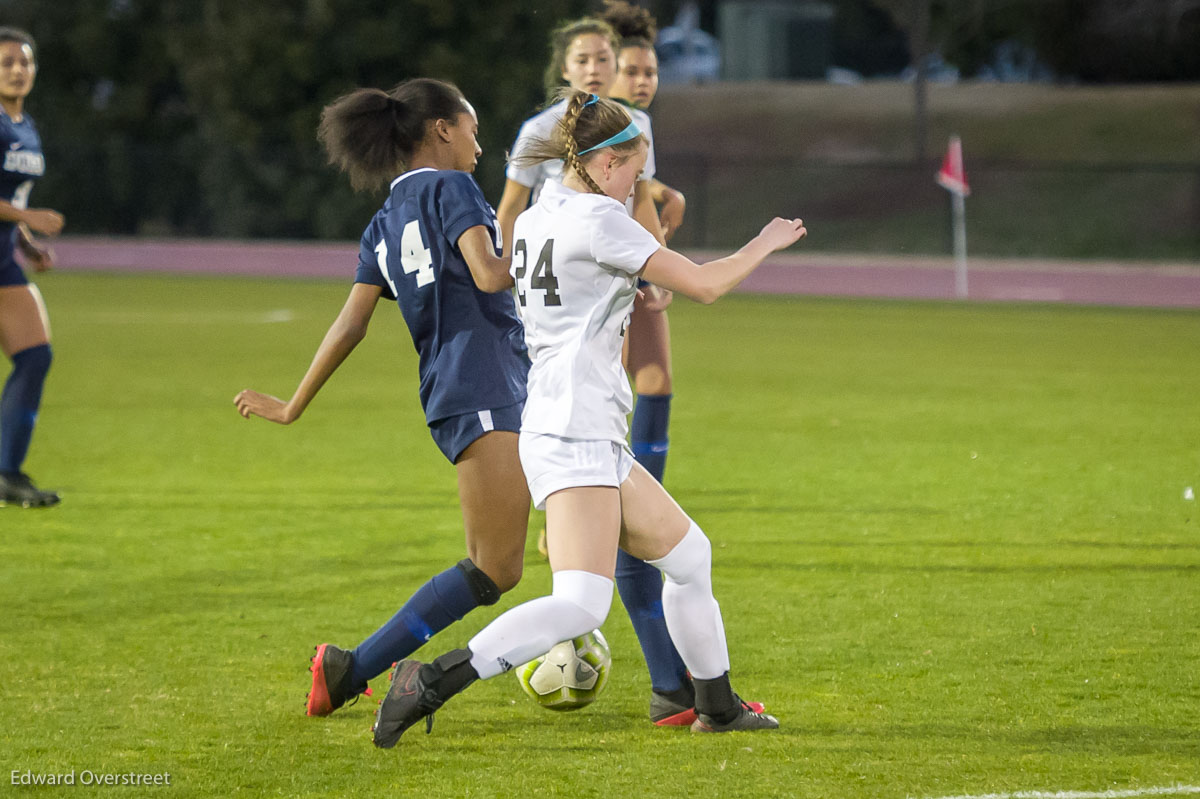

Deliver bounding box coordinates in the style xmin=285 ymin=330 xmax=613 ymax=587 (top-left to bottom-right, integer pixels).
xmin=623 ymin=393 xmax=688 ymax=694
xmin=0 ymin=344 xmax=52 ymax=475
xmin=630 ymin=393 xmax=671 ymax=483
xmin=616 ymin=549 xmax=689 ymax=695
xmin=350 ymin=559 xmax=500 ymax=686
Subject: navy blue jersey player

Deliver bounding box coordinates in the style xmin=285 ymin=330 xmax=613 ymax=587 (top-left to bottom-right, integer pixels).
xmin=353 ymin=168 xmax=527 ymax=439
xmin=235 ymin=79 xmax=531 ymax=718
xmin=0 ymin=28 xmax=64 ymax=508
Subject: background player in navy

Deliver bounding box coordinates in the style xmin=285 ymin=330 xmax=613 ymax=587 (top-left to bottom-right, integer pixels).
xmin=234 ymin=78 xmax=531 ymax=717
xmin=0 ymin=28 xmax=63 ymax=508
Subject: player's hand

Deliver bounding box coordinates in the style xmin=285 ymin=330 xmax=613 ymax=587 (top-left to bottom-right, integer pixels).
xmin=22 ymin=209 xmax=65 ymax=236
xmin=636 ymin=283 xmax=673 ymax=312
xmin=658 ymin=191 xmax=685 ymax=241
xmin=21 ymin=243 xmax=55 ymax=272
xmin=234 ymin=389 xmax=296 ymax=424
xmin=757 ymin=217 xmax=806 ymax=253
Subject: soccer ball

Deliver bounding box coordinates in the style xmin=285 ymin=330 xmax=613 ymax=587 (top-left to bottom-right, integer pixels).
xmin=515 ymin=630 xmax=612 ymax=711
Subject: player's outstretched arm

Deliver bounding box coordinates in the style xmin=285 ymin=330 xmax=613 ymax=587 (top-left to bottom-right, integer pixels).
xmin=458 ymin=226 xmax=514 ymax=292
xmin=640 ymin=217 xmax=806 ymax=305
xmin=234 ymin=282 xmax=383 ymax=424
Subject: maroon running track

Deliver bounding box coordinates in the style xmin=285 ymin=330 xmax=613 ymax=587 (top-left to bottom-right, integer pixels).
xmin=49 ymin=237 xmax=1200 ymax=310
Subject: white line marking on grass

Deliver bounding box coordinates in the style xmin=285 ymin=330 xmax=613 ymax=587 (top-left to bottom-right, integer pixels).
xmin=916 ymin=785 xmax=1200 ymax=799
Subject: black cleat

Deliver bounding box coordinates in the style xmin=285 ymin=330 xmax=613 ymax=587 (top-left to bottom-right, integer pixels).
xmin=373 ymin=660 xmax=443 ymax=748
xmin=691 ymin=700 xmax=780 ymax=733
xmin=0 ymin=471 xmax=60 ymax=508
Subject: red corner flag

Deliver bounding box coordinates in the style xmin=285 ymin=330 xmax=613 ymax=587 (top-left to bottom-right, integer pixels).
xmin=936 ymin=135 xmax=970 ymax=197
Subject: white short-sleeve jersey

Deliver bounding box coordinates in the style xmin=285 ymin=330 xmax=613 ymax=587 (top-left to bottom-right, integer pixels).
xmin=506 ymin=100 xmax=656 ymax=204
xmin=511 ymin=180 xmax=662 ymax=443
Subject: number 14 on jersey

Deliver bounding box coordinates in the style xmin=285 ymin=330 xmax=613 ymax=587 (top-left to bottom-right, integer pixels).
xmin=376 ymin=220 xmax=436 ymax=294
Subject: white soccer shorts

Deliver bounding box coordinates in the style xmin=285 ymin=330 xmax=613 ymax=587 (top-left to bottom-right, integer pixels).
xmin=518 ymin=432 xmax=635 ymax=510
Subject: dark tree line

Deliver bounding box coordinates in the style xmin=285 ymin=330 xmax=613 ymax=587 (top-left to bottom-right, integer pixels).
xmin=863 ymin=0 xmax=1200 ymax=159
xmin=866 ymin=0 xmax=1200 ymax=81
xmin=12 ymin=0 xmax=588 ymax=237
xmin=658 ymin=0 xmax=1200 ymax=81
xmin=5 ymin=0 xmax=1196 ymax=239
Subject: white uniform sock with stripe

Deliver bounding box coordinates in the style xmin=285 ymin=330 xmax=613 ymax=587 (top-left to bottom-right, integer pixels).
xmin=468 ymin=569 xmax=613 ymax=680
xmin=647 ymin=521 xmax=731 ymax=680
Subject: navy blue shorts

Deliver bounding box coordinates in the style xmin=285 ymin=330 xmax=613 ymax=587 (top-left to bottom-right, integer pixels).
xmin=428 ymin=401 xmax=523 ymax=464
xmin=0 ymin=256 xmax=28 ymax=287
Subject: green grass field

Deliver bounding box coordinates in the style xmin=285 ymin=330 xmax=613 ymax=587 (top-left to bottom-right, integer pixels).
xmin=3 ymin=272 xmax=1198 ymax=798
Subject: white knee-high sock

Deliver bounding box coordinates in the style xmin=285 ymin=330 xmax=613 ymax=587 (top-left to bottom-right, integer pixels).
xmin=647 ymin=521 xmax=731 ymax=680
xmin=468 ymin=570 xmax=613 ymax=680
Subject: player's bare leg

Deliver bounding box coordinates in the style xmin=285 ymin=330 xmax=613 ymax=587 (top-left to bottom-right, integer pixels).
xmin=545 ymin=485 xmax=621 ymax=578
xmin=626 ymin=303 xmax=672 ymax=397
xmin=457 ymin=430 xmax=530 ymax=592
xmin=0 ymin=285 xmax=58 ymax=508
xmin=314 ymin=432 xmax=529 ymax=718
xmin=0 ymin=284 xmax=51 ymax=356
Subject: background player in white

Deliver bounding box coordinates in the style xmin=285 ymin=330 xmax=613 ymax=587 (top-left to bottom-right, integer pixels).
xmin=495 ymin=15 xmax=665 ymax=256
xmin=0 ymin=27 xmax=63 ymax=508
xmin=372 ymin=90 xmax=806 ymax=746
xmin=605 ymin=1 xmax=686 ymax=238
xmin=234 ymin=79 xmax=531 ymax=718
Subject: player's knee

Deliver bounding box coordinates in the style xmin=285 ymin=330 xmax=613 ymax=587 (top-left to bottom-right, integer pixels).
xmin=464 ymin=540 xmax=525 ymax=593
xmin=634 ymin=366 xmax=671 ymax=395
xmin=651 ymin=520 xmax=711 ymax=586
xmin=456 ymin=558 xmax=505 ymax=606
xmin=491 ymin=563 xmax=523 ymax=594
xmin=551 ymin=569 xmax=613 ymax=631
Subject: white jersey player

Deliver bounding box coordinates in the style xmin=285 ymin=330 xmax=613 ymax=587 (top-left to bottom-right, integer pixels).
xmin=505 ymin=97 xmax=656 ymax=210
xmin=372 ymin=90 xmax=807 ymax=748
xmin=498 ymin=13 xmax=721 ymax=729
xmin=512 ymin=176 xmax=655 ymax=445
xmin=494 ymin=17 xmax=665 ymax=257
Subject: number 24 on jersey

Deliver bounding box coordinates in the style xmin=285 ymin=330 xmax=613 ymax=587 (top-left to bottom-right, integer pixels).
xmin=514 ymin=238 xmax=561 ymax=307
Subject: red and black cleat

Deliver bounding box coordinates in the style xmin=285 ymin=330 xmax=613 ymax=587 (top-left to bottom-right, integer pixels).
xmin=306 ymin=643 xmax=371 ymax=717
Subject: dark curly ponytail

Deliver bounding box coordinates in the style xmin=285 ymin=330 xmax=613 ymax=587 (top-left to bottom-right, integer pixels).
xmin=317 ymin=78 xmax=468 ymax=191
xmin=602 ymin=0 xmax=657 ymax=49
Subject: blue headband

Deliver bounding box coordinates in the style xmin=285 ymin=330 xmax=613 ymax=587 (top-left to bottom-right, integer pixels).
xmin=578 ymin=120 xmax=643 ymax=156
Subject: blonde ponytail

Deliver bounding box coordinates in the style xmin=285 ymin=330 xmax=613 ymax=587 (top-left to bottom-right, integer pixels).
xmin=509 ymin=89 xmax=647 ymax=195
xmin=561 ymin=92 xmax=606 ymax=194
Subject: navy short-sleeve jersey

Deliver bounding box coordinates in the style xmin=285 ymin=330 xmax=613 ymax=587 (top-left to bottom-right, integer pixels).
xmin=0 ymin=109 xmax=45 ymax=260
xmin=355 ymin=168 xmax=529 ymax=424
